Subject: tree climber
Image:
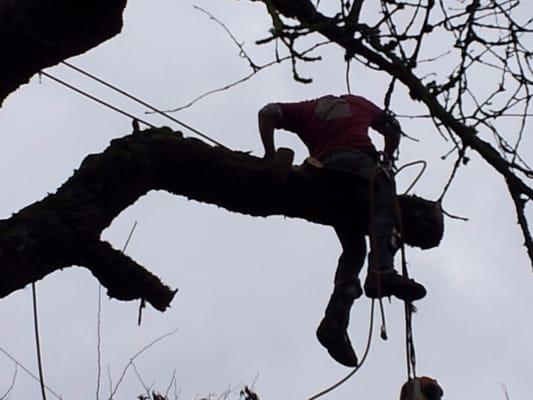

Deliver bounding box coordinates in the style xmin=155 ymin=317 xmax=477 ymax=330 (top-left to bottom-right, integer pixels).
xmin=258 ymin=95 xmax=427 ymax=367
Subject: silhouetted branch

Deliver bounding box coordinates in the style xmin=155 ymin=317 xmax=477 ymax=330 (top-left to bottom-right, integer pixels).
xmin=0 ymin=0 xmax=127 ymax=104
xmin=0 ymin=365 xmax=17 ymax=400
xmin=110 ymin=329 xmax=178 ymax=399
xmin=0 ymin=129 xmax=442 ymax=309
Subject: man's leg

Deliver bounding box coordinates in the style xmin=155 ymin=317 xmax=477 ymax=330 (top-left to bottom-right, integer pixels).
xmin=316 ymin=225 xmax=366 ymax=367
xmin=364 ymin=171 xmax=426 ymax=300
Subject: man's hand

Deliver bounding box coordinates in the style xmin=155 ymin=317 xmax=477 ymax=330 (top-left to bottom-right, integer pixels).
xmin=263 ymin=149 xmax=276 ymax=160
xmin=372 ymin=111 xmax=402 ymax=158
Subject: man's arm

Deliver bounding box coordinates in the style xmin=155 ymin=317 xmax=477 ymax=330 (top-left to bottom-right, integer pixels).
xmin=371 ymin=112 xmax=402 ymax=159
xmin=258 ymin=103 xmax=283 ymax=159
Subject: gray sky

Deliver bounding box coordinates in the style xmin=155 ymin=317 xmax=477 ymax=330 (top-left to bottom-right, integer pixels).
xmin=0 ymin=1 xmax=532 ymax=399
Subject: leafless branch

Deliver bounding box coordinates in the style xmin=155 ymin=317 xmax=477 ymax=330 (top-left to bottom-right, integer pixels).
xmin=0 ymin=365 xmax=17 ymax=400
xmin=164 ymin=370 xmax=177 ymax=399
xmin=109 ymin=329 xmax=178 ymax=399
xmin=0 ymin=347 xmax=62 ymax=400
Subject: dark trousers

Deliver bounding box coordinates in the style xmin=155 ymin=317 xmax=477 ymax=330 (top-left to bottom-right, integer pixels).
xmin=321 ymin=149 xmax=397 ymax=290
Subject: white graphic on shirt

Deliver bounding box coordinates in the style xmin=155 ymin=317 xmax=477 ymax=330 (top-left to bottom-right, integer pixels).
xmin=314 ymin=96 xmax=352 ymax=121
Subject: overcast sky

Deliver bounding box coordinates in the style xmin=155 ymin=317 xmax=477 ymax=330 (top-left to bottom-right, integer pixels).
xmin=0 ymin=1 xmax=532 ymax=399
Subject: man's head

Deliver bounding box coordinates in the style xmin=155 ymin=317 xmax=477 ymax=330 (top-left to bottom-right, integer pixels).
xmin=372 ymin=111 xmax=403 ymax=137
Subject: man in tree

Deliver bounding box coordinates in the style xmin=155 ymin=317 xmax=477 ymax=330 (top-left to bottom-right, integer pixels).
xmin=258 ymin=95 xmax=426 ymax=367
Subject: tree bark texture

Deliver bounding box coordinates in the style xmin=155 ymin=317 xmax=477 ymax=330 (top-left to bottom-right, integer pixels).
xmin=0 ymin=128 xmax=443 ymax=312
xmin=0 ymin=0 xmax=127 ymax=104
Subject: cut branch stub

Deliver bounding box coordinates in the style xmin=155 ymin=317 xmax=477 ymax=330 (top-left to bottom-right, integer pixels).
xmin=0 ymin=128 xmax=443 ymax=310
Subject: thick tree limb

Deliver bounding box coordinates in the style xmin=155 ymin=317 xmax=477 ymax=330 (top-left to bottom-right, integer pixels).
xmin=0 ymin=128 xmax=443 ymax=311
xmin=0 ymin=0 xmax=127 ymax=104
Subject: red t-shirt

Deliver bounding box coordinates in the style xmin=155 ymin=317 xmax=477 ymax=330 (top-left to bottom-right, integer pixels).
xmin=278 ymin=95 xmax=384 ymax=159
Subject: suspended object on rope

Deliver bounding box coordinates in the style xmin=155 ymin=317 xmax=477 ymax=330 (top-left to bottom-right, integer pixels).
xmin=399 ymin=376 xmax=444 ymax=400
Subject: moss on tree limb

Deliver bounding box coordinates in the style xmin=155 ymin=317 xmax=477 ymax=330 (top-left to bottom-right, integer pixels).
xmin=0 ymin=128 xmax=443 ymax=311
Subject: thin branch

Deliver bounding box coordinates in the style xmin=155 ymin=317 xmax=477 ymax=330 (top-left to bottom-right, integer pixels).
xmin=501 ymin=383 xmax=511 ymax=400
xmin=438 ymin=148 xmax=465 ymax=203
xmin=164 ymin=370 xmax=177 ymax=399
xmin=0 ymin=347 xmax=62 ymax=400
xmin=108 ymin=329 xmax=178 ymax=399
xmin=155 ymin=42 xmax=328 ymax=113
xmin=132 ymin=362 xmax=152 ymax=397
xmin=509 ymin=186 xmax=533 ymax=269
xmin=193 ymin=6 xmax=259 ymax=71
xmin=0 ymin=365 xmax=17 ymax=400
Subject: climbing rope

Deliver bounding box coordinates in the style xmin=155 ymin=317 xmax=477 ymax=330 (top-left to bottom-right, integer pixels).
xmin=395 ymin=160 xmax=427 ymax=196
xmin=392 ymin=191 xmax=418 ymax=380
xmin=40 ymin=63 xmax=230 ymax=149
xmin=307 ymin=157 xmax=425 ymax=399
xmin=306 ymin=299 xmax=376 ymax=400
xmin=39 ymin=71 xmax=156 ymax=129
xmin=31 ymin=283 xmax=47 ymax=400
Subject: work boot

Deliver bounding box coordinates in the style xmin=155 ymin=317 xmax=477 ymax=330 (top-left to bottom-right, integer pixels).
xmin=364 ymin=270 xmax=426 ymax=301
xmin=316 ymin=282 xmax=362 ymax=367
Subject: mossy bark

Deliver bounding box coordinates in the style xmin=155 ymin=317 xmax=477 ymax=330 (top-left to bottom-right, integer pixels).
xmin=0 ymin=128 xmax=443 ymax=311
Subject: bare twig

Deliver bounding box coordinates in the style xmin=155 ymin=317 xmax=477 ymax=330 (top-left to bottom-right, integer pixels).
xmin=164 ymin=370 xmax=177 ymax=399
xmin=0 ymin=365 xmax=17 ymax=400
xmin=108 ymin=329 xmax=178 ymax=399
xmin=154 ymin=41 xmax=328 ymax=114
xmin=501 ymin=383 xmax=511 ymax=400
xmin=132 ymin=362 xmax=152 ymax=397
xmin=509 ymin=186 xmax=533 ymax=269
xmin=97 ymin=220 xmax=138 ymax=400
xmin=107 ymin=364 xmax=113 ymax=400
xmin=193 ymin=6 xmax=259 ymax=71
xmin=0 ymin=347 xmax=62 ymax=399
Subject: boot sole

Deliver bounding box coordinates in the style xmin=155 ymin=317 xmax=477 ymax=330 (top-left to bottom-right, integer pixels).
xmin=365 ymin=285 xmax=426 ymax=301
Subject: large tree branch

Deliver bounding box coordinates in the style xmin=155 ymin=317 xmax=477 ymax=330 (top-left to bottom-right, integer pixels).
xmin=0 ymin=128 xmax=443 ymax=311
xmin=0 ymin=0 xmax=127 ymax=104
